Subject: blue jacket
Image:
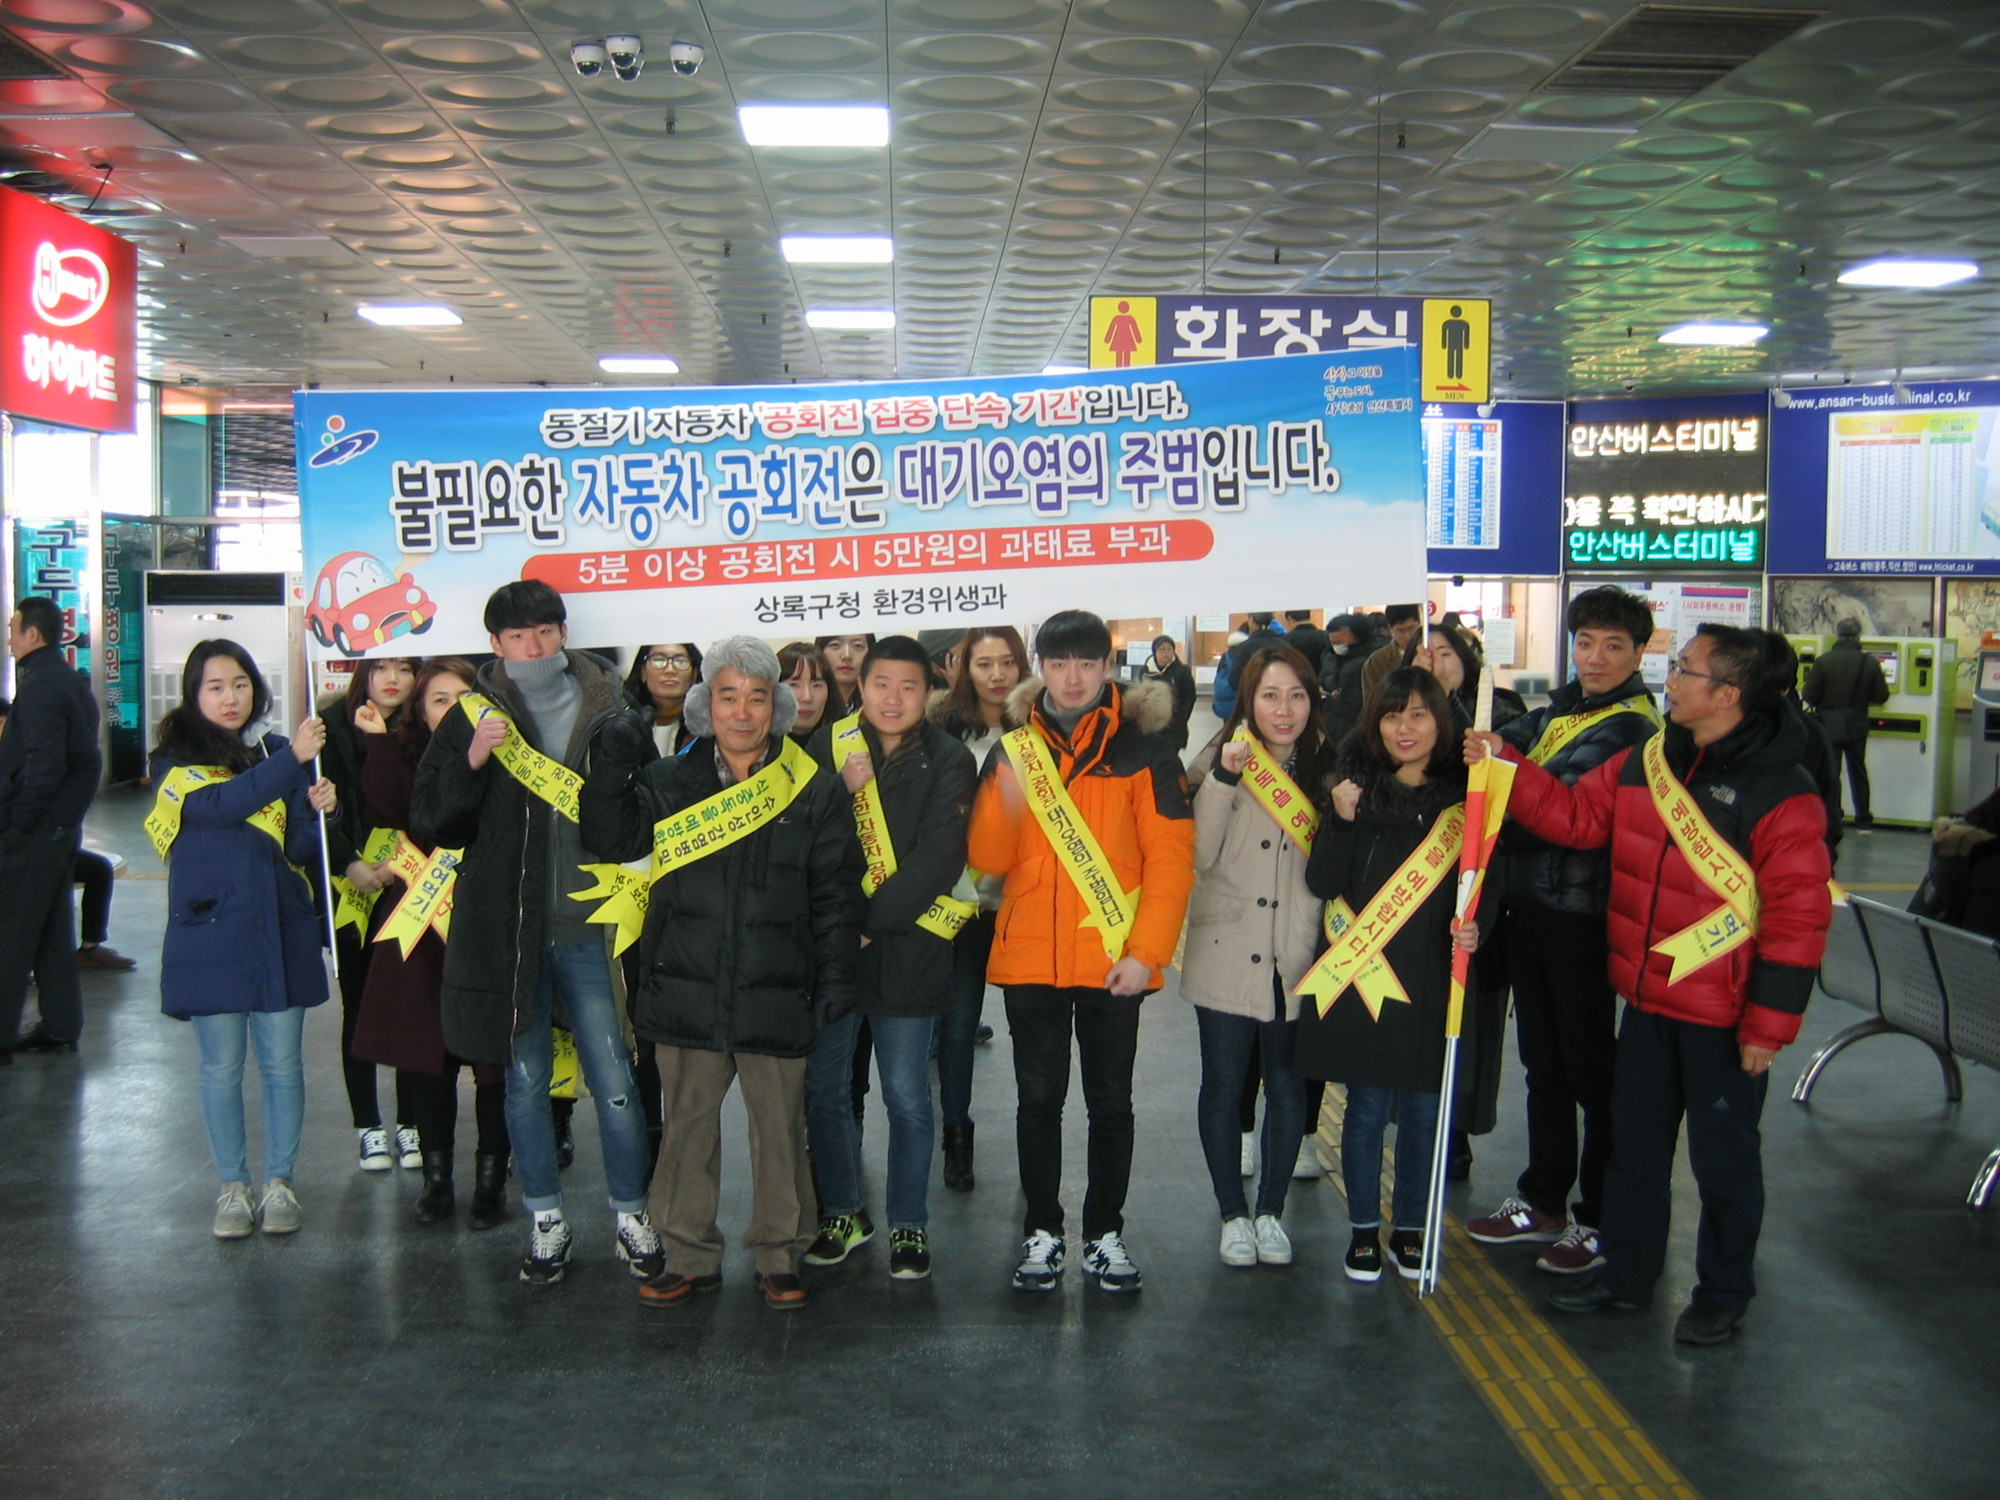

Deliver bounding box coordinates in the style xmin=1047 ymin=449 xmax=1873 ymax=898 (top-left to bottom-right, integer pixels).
xmin=150 ymin=735 xmax=329 ymax=1019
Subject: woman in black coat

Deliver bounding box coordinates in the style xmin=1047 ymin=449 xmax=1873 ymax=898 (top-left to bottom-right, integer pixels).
xmin=1302 ymin=667 xmax=1493 ymax=1283
xmin=1137 ymin=635 xmax=1198 ymax=753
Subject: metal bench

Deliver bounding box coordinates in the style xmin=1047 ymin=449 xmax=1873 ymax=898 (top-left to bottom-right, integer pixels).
xmin=1792 ymin=895 xmax=2000 ymax=1207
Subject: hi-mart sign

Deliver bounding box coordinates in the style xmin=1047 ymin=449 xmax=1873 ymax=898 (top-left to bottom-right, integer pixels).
xmin=0 ymin=183 xmax=135 ymax=433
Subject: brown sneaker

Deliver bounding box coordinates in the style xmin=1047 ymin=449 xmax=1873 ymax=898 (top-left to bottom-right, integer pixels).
xmin=1536 ymin=1218 xmax=1605 ymax=1275
xmin=76 ymin=944 xmax=138 ymax=971
xmin=637 ymin=1270 xmax=721 ymax=1307
xmin=1465 ymin=1196 xmax=1566 ymax=1245
xmin=755 ymin=1271 xmax=809 ymax=1310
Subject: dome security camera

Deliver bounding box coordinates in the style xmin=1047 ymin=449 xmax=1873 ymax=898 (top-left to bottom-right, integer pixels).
xmin=570 ymin=40 xmax=606 ymax=77
xmin=606 ymin=33 xmax=644 ymax=80
xmin=669 ymin=40 xmax=704 ymax=76
xmin=1622 ymin=379 xmax=1636 ymax=391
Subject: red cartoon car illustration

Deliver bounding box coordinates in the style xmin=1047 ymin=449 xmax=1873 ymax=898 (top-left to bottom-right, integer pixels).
xmin=307 ymin=551 xmax=434 ymax=657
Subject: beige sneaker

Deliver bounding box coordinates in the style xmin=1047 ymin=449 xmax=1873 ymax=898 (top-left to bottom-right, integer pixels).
xmin=212 ymin=1183 xmax=254 ymax=1239
xmin=259 ymin=1178 xmax=302 ymax=1235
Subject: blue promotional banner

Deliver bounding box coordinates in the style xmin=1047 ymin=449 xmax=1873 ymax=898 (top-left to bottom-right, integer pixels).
xmin=1769 ymin=379 xmax=2000 ymax=576
xmin=296 ymin=350 xmax=1424 ymax=658
xmin=1564 ymin=392 xmax=1768 ymax=574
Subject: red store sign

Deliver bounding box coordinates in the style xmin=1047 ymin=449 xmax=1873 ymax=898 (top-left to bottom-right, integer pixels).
xmin=0 ymin=182 xmax=136 ymax=433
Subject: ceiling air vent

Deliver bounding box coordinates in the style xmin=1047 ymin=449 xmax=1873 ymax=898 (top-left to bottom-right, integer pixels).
xmin=1542 ymin=5 xmax=1823 ymax=96
xmin=0 ymin=32 xmax=66 ymax=81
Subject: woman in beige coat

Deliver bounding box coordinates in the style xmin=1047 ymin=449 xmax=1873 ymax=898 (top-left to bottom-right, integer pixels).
xmin=1180 ymin=644 xmax=1337 ymax=1269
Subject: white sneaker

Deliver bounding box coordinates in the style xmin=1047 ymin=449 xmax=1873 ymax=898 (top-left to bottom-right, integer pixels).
xmin=1292 ymin=1134 xmax=1323 ymax=1180
xmin=1081 ymin=1230 xmax=1143 ymax=1293
xmin=213 ymin=1183 xmax=254 ymax=1239
xmin=1011 ymin=1229 xmax=1065 ymax=1292
xmin=615 ymin=1210 xmax=666 ymax=1280
xmin=259 ymin=1179 xmax=301 ymax=1235
xmin=1240 ymin=1132 xmax=1256 ymax=1177
xmin=395 ymin=1124 xmax=423 ymax=1170
xmin=1253 ymin=1214 xmax=1293 ymax=1265
xmin=1219 ymin=1215 xmax=1258 ymax=1267
xmin=357 ymin=1127 xmax=392 ymax=1172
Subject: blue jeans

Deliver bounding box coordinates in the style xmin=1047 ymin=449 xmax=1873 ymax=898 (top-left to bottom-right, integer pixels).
xmin=1195 ymin=1005 xmax=1306 ymax=1220
xmin=506 ymin=942 xmax=650 ymax=1214
xmin=805 ymin=1012 xmax=938 ymax=1229
xmin=1341 ymin=1086 xmax=1441 ymax=1232
xmin=938 ymin=912 xmax=995 ymax=1128
xmin=193 ymin=1008 xmax=306 ymax=1186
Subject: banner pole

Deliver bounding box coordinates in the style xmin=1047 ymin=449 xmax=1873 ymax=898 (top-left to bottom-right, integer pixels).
xmin=302 ymin=635 xmax=341 ymax=978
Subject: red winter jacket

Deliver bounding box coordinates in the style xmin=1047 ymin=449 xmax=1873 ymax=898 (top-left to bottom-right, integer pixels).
xmin=1500 ymin=703 xmax=1831 ymax=1050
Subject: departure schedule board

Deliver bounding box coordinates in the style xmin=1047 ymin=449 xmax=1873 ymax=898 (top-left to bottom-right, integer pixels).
xmin=1767 ymin=381 xmax=2000 ymax=577
xmin=1424 ymin=415 xmax=1500 ymax=549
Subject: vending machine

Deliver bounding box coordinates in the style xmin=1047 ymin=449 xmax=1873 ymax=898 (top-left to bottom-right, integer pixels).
xmin=1969 ymin=639 xmax=2000 ymax=801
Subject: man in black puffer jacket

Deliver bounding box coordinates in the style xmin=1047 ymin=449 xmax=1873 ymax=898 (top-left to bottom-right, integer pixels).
xmin=800 ymin=635 xmax=975 ymax=1281
xmin=1466 ymin=587 xmax=1660 ymax=1274
xmin=581 ymin=635 xmax=864 ymax=1311
xmin=413 ymin=581 xmax=661 ymax=1288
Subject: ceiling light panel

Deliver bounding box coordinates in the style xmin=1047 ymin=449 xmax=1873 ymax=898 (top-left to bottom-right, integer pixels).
xmin=739 ymin=107 xmax=890 ymax=149
xmin=1658 ymin=323 xmax=1769 ymax=346
xmin=806 ymin=309 xmax=897 ymax=330
xmin=781 ymin=236 xmax=895 ymax=264
xmin=598 ymin=355 xmax=680 ymax=374
xmin=358 ymin=305 xmax=462 ymax=327
xmin=1838 ymin=259 xmax=1980 ymax=289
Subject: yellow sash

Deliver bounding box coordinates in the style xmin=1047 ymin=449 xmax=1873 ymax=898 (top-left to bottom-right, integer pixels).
xmin=566 ymin=859 xmax=653 ymax=957
xmin=1642 ymin=734 xmax=1760 ymax=982
xmin=650 ymin=737 xmax=819 ymax=878
xmin=145 ymin=764 xmax=291 ymax=862
xmin=332 ymin=827 xmax=400 ymax=935
xmin=1528 ymin=697 xmax=1660 ymax=766
xmin=1230 ymin=727 xmax=1320 ymax=852
xmin=459 ymin=692 xmax=583 ymax=822
xmin=831 ymin=712 xmax=977 ymax=941
xmin=1001 ymin=723 xmax=1139 ymax=963
xmin=374 ymin=839 xmax=462 ymax=958
xmin=1295 ymin=804 xmax=1465 ymax=1020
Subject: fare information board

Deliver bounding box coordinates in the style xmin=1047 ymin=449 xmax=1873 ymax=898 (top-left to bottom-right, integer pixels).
xmin=1424 ymin=415 xmax=1500 ymax=549
xmin=1562 ymin=392 xmax=1768 ymax=573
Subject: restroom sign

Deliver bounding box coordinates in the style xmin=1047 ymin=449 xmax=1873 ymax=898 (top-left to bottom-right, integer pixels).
xmin=0 ymin=182 xmax=136 ymax=433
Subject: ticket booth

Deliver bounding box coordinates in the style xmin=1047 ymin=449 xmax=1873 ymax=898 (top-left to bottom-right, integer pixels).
xmin=1852 ymin=637 xmax=1957 ymax=826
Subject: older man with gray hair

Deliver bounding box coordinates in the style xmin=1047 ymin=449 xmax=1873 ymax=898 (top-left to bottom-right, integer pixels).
xmin=582 ymin=635 xmax=864 ymax=1311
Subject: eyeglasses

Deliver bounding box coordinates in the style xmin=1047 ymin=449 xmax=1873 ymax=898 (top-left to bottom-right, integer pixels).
xmin=647 ymin=654 xmax=693 ymax=670
xmin=1666 ymin=659 xmax=1718 ymax=682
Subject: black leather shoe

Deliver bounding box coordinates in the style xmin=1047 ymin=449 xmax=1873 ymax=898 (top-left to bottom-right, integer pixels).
xmin=1447 ymin=1129 xmax=1473 ymax=1182
xmin=942 ymin=1123 xmax=975 ymax=1192
xmin=1674 ymin=1299 xmax=1745 ymax=1345
xmin=414 ymin=1151 xmax=455 ymax=1224
xmin=1546 ymin=1273 xmax=1649 ymax=1315
xmin=13 ymin=1024 xmax=77 ymax=1054
xmin=468 ymin=1153 xmax=509 ymax=1231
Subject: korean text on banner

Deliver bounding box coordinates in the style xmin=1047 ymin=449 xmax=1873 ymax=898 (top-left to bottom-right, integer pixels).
xmin=297 ymin=350 xmax=1426 ymax=656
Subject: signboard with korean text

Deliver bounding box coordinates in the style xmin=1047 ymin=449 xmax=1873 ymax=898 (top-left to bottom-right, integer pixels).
xmin=1088 ymin=294 xmax=1489 ymax=404
xmin=101 ymin=516 xmax=150 ymax=780
xmin=297 ymin=351 xmax=1425 ymax=659
xmin=12 ymin=519 xmax=91 ymax=678
xmin=1425 ymin=400 xmax=1564 ymax=577
xmin=0 ymin=184 xmax=136 ymax=434
xmin=1563 ymin=392 xmax=1768 ymax=573
xmin=1768 ymin=380 xmax=2000 ymax=577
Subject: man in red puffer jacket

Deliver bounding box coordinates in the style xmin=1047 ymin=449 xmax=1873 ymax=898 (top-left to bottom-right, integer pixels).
xmin=1468 ymin=623 xmax=1830 ymax=1346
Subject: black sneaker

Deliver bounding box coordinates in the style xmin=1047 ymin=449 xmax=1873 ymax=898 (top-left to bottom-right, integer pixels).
xmin=1387 ymin=1228 xmax=1424 ymax=1282
xmin=614 ymin=1211 xmax=666 ymax=1280
xmin=801 ymin=1210 xmax=875 ymax=1267
xmin=1344 ymin=1230 xmax=1384 ymax=1283
xmin=1012 ymin=1229 xmax=1065 ymax=1291
xmin=888 ymin=1227 xmax=931 ymax=1280
xmin=1674 ymin=1299 xmax=1745 ymax=1345
xmin=520 ymin=1213 xmax=574 ymax=1285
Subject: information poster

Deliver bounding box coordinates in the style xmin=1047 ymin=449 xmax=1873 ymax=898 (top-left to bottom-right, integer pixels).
xmin=298 ymin=351 xmax=1425 ymax=659
xmin=13 ymin=519 xmax=90 ymax=678
xmin=1568 ymin=576 xmax=1757 ymax=693
xmin=1769 ymin=381 xmax=2000 ymax=576
xmin=100 ymin=517 xmax=149 ymax=780
xmin=1563 ymin=393 xmax=1768 ymax=573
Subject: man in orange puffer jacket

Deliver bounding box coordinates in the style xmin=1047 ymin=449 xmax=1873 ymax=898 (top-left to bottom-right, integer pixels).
xmin=1468 ymin=623 xmax=1830 ymax=1346
xmin=967 ymin=611 xmax=1195 ymax=1296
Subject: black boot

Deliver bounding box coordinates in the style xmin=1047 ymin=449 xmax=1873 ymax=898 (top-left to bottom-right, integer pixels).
xmin=468 ymin=1153 xmax=508 ymax=1231
xmin=414 ymin=1151 xmax=455 ymax=1224
xmin=1448 ymin=1129 xmax=1473 ymax=1183
xmin=553 ymin=1102 xmax=576 ymax=1170
xmin=942 ymin=1122 xmax=974 ymax=1192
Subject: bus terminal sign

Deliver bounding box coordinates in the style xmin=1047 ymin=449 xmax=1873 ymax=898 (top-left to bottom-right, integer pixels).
xmin=0 ymin=182 xmax=136 ymax=434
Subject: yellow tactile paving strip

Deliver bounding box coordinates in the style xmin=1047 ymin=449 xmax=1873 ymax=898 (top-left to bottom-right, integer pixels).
xmin=1314 ymin=1089 xmax=1702 ymax=1500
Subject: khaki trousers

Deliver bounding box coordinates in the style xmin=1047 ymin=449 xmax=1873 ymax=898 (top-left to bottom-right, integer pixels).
xmin=650 ymin=1044 xmax=816 ymax=1277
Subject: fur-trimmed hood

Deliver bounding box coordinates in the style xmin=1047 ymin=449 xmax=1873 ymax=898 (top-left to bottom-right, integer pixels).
xmin=1000 ymin=675 xmax=1172 ymax=734
xmin=1934 ymin=817 xmax=1999 ymax=858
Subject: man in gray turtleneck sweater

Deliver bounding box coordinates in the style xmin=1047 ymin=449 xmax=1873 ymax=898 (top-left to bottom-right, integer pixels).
xmin=411 ymin=580 xmax=662 ymax=1287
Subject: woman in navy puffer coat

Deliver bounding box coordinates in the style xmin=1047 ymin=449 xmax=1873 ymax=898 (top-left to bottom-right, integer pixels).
xmin=149 ymin=640 xmax=334 ymax=1240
